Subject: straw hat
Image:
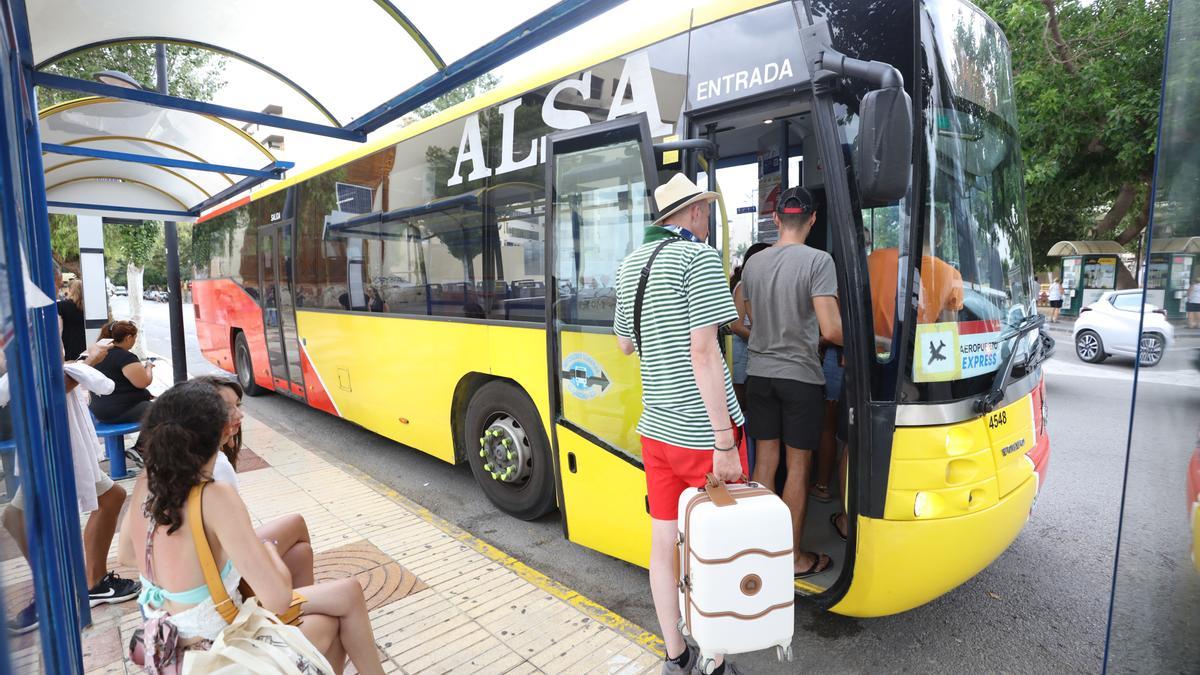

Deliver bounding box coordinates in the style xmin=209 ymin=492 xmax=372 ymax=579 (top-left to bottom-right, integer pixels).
xmin=652 ymin=173 xmax=719 ymax=225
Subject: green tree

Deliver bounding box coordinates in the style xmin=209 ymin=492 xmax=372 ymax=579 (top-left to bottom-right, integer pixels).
xmin=415 ymin=74 xmax=500 ymax=119
xmin=978 ymin=0 xmax=1167 ymax=272
xmin=49 ymin=213 xmax=79 ymax=269
xmin=105 ymin=221 xmax=160 ymax=356
xmin=41 ymin=43 xmax=225 ymax=355
xmin=39 ymin=43 xmax=226 ymax=108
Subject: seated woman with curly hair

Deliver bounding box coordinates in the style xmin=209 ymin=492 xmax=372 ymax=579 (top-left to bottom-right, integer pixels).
xmin=118 ymin=379 xmax=383 ymax=674
xmin=193 ymin=374 xmax=315 ymax=587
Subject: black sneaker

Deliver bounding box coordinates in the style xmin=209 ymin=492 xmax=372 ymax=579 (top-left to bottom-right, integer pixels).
xmin=7 ymin=600 xmax=37 ymax=635
xmin=88 ymin=572 xmax=141 ymax=607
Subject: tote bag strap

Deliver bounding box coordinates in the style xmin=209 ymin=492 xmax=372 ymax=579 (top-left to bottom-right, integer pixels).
xmin=187 ymin=481 xmax=238 ymax=624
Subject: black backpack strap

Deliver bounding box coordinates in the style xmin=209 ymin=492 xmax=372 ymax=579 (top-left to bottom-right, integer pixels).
xmin=634 ymin=238 xmax=681 ymax=354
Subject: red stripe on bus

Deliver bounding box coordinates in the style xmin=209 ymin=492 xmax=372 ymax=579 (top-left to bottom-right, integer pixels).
xmin=197 ymin=196 xmax=250 ymax=224
xmin=958 ymin=320 xmax=1001 ymax=335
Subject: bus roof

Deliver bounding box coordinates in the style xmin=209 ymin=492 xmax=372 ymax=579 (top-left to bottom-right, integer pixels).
xmin=236 ymin=0 xmax=777 ymax=209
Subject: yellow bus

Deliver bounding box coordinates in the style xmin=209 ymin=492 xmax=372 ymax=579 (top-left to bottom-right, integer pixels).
xmin=192 ymin=0 xmax=1052 ymax=617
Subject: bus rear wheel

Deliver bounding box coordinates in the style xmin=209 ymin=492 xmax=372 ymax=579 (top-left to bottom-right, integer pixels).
xmin=463 ymin=381 xmax=555 ymax=521
xmin=234 ymin=332 xmax=265 ymax=397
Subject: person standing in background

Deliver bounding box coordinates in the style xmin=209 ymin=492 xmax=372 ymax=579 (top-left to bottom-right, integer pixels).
xmin=730 ymin=242 xmax=771 ymax=472
xmin=58 ymin=279 xmax=86 ymax=361
xmin=1186 ymin=273 xmax=1200 ymax=329
xmin=743 ymin=187 xmax=842 ymax=579
xmin=1048 ymin=277 xmax=1064 ymax=324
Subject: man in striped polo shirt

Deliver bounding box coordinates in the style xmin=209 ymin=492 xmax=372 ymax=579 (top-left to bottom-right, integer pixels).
xmin=614 ymin=173 xmax=747 ymax=675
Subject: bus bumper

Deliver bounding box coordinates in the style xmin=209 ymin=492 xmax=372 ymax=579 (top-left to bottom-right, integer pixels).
xmin=829 ymin=473 xmax=1037 ymax=618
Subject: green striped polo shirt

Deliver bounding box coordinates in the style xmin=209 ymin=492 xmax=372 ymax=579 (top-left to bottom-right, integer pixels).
xmin=613 ymin=225 xmax=743 ymax=450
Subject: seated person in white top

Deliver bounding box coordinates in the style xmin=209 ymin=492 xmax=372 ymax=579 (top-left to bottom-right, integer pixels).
xmin=193 ymin=375 xmax=315 ymax=587
xmin=118 ymin=380 xmax=383 ymax=673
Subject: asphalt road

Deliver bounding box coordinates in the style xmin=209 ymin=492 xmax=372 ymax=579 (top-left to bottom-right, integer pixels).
xmin=117 ymin=298 xmax=1199 ymax=672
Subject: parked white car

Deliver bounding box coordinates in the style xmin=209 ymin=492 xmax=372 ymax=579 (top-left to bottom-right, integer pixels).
xmin=1073 ymin=290 xmax=1175 ymax=367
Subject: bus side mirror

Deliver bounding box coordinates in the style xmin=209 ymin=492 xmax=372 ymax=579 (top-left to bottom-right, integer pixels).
xmin=857 ymin=87 xmax=913 ymax=202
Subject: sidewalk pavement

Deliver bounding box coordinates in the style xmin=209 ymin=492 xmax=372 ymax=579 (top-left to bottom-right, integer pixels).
xmin=2 ymin=406 xmax=666 ymax=674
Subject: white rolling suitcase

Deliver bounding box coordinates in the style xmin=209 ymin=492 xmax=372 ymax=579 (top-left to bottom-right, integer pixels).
xmin=677 ymin=474 xmax=795 ymax=672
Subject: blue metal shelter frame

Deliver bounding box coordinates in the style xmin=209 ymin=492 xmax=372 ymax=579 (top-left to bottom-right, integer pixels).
xmin=0 ymin=0 xmax=628 ymax=671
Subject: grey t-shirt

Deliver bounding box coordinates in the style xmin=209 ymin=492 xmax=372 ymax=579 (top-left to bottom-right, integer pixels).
xmin=742 ymin=243 xmax=838 ymax=384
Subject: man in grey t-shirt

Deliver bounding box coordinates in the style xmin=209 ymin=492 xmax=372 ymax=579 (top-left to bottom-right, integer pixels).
xmin=742 ymin=186 xmax=842 ymax=579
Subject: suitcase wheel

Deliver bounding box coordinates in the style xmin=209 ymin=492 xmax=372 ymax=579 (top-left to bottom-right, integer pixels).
xmin=676 ymin=617 xmax=690 ymax=638
xmin=698 ymin=656 xmax=717 ymax=675
xmin=776 ymin=644 xmax=794 ymax=662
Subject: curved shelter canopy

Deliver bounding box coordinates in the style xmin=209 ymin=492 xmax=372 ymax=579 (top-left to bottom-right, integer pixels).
xmin=23 ymin=0 xmax=623 ymax=221
xmin=1047 ymin=240 xmax=1128 ymax=256
xmin=28 ymin=0 xmax=586 ymax=128
xmin=1149 ymin=236 xmax=1200 ymax=254
xmin=40 ymin=98 xmax=282 ymax=222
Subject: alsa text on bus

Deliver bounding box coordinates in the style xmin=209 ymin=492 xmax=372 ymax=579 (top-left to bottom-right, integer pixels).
xmin=448 ymin=52 xmax=670 ymax=187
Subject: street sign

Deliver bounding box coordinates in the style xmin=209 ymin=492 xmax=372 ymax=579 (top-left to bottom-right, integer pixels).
xmin=736 ymin=205 xmax=757 ymax=214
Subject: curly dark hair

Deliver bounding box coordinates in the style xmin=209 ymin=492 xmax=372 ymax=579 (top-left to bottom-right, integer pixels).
xmin=191 ymin=375 xmax=244 ymax=466
xmin=141 ymin=379 xmax=228 ymax=534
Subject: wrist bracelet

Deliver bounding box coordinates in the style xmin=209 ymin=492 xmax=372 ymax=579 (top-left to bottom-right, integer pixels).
xmin=714 ymin=444 xmax=736 ymax=452
xmin=712 ymin=426 xmax=732 ymax=433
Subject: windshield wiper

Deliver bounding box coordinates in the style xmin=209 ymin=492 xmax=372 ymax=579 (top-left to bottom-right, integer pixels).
xmin=974 ymin=313 xmax=1046 ymax=414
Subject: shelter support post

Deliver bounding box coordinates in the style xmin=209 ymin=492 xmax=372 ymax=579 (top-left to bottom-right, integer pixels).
xmin=5 ymin=0 xmax=90 ymax=669
xmin=77 ymin=215 xmax=109 ymax=346
xmin=158 ymin=44 xmax=187 ymax=383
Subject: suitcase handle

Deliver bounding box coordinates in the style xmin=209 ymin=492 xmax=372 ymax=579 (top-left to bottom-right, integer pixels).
xmin=704 ymin=473 xmax=739 ymax=507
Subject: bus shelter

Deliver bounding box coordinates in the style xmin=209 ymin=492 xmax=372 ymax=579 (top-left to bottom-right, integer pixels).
xmin=1047 ymin=240 xmax=1129 ymax=317
xmin=0 ymin=0 xmax=624 ymax=671
xmin=1145 ymin=236 xmax=1198 ymax=319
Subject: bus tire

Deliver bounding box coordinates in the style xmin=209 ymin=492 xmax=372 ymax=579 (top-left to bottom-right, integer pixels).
xmin=462 ymin=380 xmax=555 ymax=521
xmin=234 ymin=332 xmax=266 ymax=397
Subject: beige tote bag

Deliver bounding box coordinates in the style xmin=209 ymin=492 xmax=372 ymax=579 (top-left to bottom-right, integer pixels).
xmin=182 ymin=597 xmax=332 ymax=674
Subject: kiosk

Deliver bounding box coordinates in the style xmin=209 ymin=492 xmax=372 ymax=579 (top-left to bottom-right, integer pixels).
xmin=1145 ymin=237 xmax=1198 ymax=320
xmin=1048 ymin=240 xmax=1128 ymax=317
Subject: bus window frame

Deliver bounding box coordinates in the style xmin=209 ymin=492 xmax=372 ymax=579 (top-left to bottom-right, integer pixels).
xmin=543 ymin=113 xmax=660 ymax=468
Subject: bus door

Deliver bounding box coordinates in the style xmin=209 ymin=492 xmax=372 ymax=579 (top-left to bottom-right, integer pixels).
xmin=545 ymin=116 xmax=660 ymax=565
xmin=258 ymin=221 xmax=306 ymax=399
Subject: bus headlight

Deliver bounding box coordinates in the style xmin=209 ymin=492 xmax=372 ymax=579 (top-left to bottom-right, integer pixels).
xmin=914 ymin=491 xmax=930 ymax=518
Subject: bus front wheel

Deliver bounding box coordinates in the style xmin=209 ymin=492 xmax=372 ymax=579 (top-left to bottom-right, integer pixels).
xmin=234 ymin=332 xmax=265 ymax=397
xmin=463 ymin=381 xmax=555 ymax=521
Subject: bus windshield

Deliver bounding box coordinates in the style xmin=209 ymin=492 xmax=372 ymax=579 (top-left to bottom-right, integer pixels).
xmin=910 ymin=0 xmax=1036 ymax=397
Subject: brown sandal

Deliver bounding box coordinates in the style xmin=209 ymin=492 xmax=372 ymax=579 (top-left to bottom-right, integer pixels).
xmin=810 ymin=484 xmax=833 ymax=503
xmin=830 ymin=512 xmax=848 ymax=541
xmin=794 ymin=552 xmax=833 ymax=579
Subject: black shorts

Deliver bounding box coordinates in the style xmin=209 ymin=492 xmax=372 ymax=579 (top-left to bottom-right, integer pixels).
xmin=1049 ymin=300 xmax=1063 ymax=308
xmin=744 ymin=376 xmax=824 ymax=450
xmin=1188 ymin=301 xmax=1200 ymax=313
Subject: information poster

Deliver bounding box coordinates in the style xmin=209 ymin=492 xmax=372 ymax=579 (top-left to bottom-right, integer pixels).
xmin=914 ymin=321 xmax=1004 ymax=383
xmin=1083 ymin=257 xmax=1117 ymax=289
xmin=756 ymin=137 xmax=781 ymax=243
xmin=1146 ymin=261 xmax=1169 ymax=289
xmin=1171 ymin=256 xmax=1192 ymax=290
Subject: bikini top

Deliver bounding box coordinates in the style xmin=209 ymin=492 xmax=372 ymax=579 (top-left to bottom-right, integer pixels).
xmin=137 ymin=559 xmax=235 ymax=609
xmin=135 ymin=483 xmax=245 ymax=639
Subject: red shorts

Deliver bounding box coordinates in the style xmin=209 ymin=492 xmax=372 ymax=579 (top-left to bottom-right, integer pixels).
xmin=642 ymin=431 xmax=749 ymax=520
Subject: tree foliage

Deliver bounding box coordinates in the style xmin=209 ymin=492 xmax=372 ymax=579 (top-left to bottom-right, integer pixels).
xmin=49 ymin=213 xmax=78 ymax=267
xmin=415 ymin=74 xmax=500 ymax=119
xmin=41 ymin=43 xmax=221 ymax=289
xmin=978 ymin=0 xmax=1167 ymax=270
xmin=39 ymin=43 xmax=226 ymax=108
